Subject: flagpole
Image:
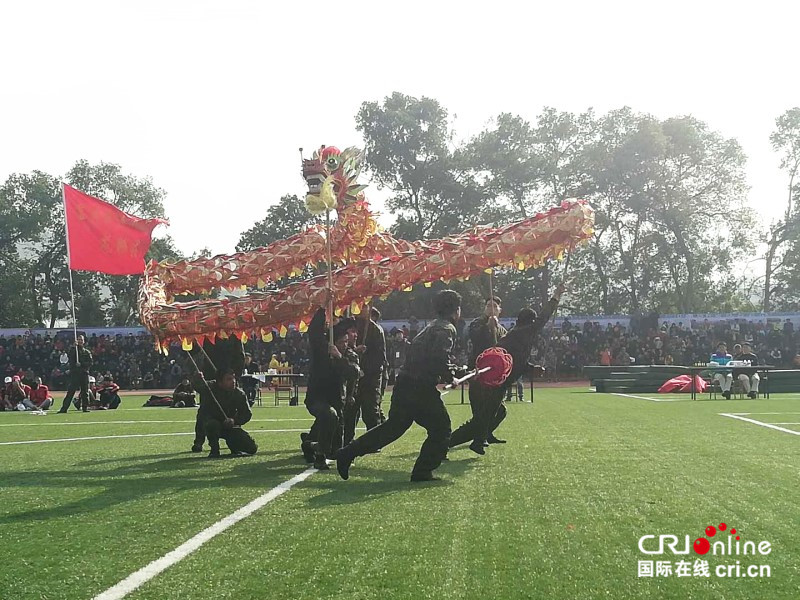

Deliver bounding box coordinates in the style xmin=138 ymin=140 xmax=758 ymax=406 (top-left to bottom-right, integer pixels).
xmin=62 ymin=183 xmax=79 ymax=362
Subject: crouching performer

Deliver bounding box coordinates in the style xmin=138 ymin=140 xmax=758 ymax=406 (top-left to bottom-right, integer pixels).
xmin=194 ymin=367 xmax=258 ymax=458
xmin=336 ymin=290 xmax=462 ymax=483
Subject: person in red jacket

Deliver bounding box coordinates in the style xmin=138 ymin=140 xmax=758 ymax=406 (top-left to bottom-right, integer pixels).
xmin=97 ymin=376 xmax=122 ymax=409
xmin=29 ymin=377 xmax=53 ymax=410
xmin=8 ymin=376 xmax=32 ymax=410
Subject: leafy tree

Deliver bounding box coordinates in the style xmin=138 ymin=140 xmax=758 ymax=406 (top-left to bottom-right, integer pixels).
xmin=356 ymin=92 xmax=485 ymax=240
xmin=459 ymin=112 xmax=541 ymax=221
xmin=583 ymin=110 xmax=753 ymax=314
xmin=236 ymin=195 xmax=320 ymax=252
xmin=764 ymin=108 xmax=800 ymax=310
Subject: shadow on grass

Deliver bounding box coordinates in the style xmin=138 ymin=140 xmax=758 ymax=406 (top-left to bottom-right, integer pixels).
xmin=0 ymin=450 xmax=311 ymax=525
xmin=305 ymin=455 xmax=478 ymax=507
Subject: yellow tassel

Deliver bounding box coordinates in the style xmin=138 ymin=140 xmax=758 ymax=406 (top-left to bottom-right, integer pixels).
xmin=424 ymin=282 xmax=432 ymax=288
xmin=181 ymin=338 xmax=193 ymax=351
xmin=279 ymin=325 xmax=288 ymax=338
xmin=241 ymin=332 xmax=249 ymax=343
xmin=351 ymin=301 xmax=362 ymax=315
xmin=219 ymin=330 xmax=229 ymax=339
xmin=334 ymin=307 xmax=343 ymax=317
xmin=257 ymin=278 xmax=266 ymax=289
xmin=299 ymin=321 xmax=308 ymax=333
xmin=402 ymin=286 xmax=412 ymax=292
xmin=262 ymin=331 xmax=273 ymax=342
xmin=517 ymin=261 xmax=525 ymax=270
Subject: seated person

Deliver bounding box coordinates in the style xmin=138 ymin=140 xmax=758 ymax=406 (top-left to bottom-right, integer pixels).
xmin=504 ymin=376 xmax=525 ymax=402
xmin=1 ymin=377 xmax=14 ymax=410
xmin=6 ymin=376 xmax=33 ymax=410
xmin=733 ymin=341 xmax=760 ymax=399
xmin=97 ymin=376 xmax=122 ymax=409
xmin=29 ymin=377 xmax=54 ymax=410
xmin=268 ymin=354 xmax=281 ymax=370
xmin=171 ymin=377 xmax=197 ymax=407
xmin=243 ymin=353 xmax=260 ymax=374
xmin=240 ymin=354 xmax=260 ymax=404
xmin=769 ymin=348 xmax=782 ymax=364
xmin=78 ymin=377 xmax=99 ymax=409
xmin=710 ymin=342 xmax=733 ymax=399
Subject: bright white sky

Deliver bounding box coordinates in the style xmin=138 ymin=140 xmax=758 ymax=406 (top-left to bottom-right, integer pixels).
xmin=1 ymin=0 xmax=797 ymax=256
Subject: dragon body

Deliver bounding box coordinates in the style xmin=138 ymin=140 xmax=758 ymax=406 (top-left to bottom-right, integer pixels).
xmin=139 ymin=146 xmax=594 ymax=349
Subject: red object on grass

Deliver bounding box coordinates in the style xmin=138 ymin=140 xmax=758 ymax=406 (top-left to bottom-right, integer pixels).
xmin=658 ymin=375 xmax=707 ymax=393
xmin=63 ymin=184 xmax=168 ymax=275
xmin=475 ymin=347 xmax=513 ymax=387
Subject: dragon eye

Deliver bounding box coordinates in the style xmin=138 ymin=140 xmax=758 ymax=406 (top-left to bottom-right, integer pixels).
xmin=326 ymin=156 xmax=340 ymax=169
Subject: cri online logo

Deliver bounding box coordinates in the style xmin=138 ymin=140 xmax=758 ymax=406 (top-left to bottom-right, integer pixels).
xmin=639 ymin=522 xmax=772 ymax=556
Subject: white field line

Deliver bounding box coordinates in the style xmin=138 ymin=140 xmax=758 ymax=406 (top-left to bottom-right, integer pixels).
xmin=92 ymin=467 xmax=316 ymax=600
xmin=0 ymin=428 xmax=308 ymax=446
xmin=728 ymin=412 xmax=800 ymax=416
xmin=611 ymin=393 xmax=687 ymax=402
xmin=719 ymin=413 xmax=800 ymax=436
xmin=0 ymin=418 xmax=313 ymax=428
xmin=768 ymin=423 xmax=800 ymax=425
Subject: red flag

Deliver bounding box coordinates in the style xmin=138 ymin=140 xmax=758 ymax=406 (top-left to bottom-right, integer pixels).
xmin=63 ymin=184 xmax=168 ymax=275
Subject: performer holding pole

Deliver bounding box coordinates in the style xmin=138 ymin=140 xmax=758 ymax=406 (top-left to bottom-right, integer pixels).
xmin=186 ymin=350 xmax=257 ymax=458
xmin=457 ymin=275 xmax=507 ymax=445
xmin=449 ymin=282 xmax=565 ymax=454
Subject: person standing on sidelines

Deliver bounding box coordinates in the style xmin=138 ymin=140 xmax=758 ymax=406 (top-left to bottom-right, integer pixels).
xmin=57 ymin=334 xmax=92 ymax=413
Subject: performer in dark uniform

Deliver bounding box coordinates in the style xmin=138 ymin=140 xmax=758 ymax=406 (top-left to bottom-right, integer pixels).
xmin=189 ymin=335 xmax=245 ymax=452
xmin=344 ymin=305 xmax=387 ymax=444
xmin=336 ymin=289 xmax=463 ymax=482
xmin=301 ymin=306 xmax=360 ymax=470
xmin=449 ymin=284 xmax=564 ymax=453
xmin=193 ymin=367 xmax=257 ymax=458
xmin=466 ymin=297 xmax=507 ymax=443
xmin=57 ymin=335 xmax=93 ymax=413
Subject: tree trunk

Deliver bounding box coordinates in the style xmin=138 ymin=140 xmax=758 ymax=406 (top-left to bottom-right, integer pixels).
xmin=764 ymin=229 xmax=780 ymax=312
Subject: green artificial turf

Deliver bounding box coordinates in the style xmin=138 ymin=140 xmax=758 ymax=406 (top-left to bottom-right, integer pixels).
xmin=0 ymin=388 xmax=797 ymax=599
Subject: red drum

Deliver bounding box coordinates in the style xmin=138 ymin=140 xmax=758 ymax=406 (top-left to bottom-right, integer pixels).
xmin=475 ymin=347 xmax=513 ymax=387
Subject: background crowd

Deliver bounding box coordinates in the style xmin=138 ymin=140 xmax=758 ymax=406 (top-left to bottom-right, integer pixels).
xmin=2 ymin=317 xmax=800 ymax=392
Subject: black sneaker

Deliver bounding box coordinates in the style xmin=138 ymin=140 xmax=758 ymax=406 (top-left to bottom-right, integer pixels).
xmin=748 ymin=391 xmax=757 ymax=399
xmin=469 ymin=441 xmax=486 ymax=455
xmin=57 ymin=409 xmax=67 ymax=414
xmin=722 ymin=390 xmax=731 ymax=400
xmin=313 ymin=454 xmax=330 ymax=470
xmin=487 ymin=435 xmax=507 ymax=444
xmin=300 ymin=434 xmax=315 ymax=463
xmin=208 ymin=449 xmax=222 ymax=458
xmin=410 ymin=471 xmax=441 ymax=482
xmin=191 ymin=444 xmax=203 ymax=453
xmin=336 ymin=449 xmax=354 ymax=480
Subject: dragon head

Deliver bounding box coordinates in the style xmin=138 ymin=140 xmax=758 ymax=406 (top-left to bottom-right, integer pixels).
xmin=302 ymin=145 xmax=368 ymax=215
